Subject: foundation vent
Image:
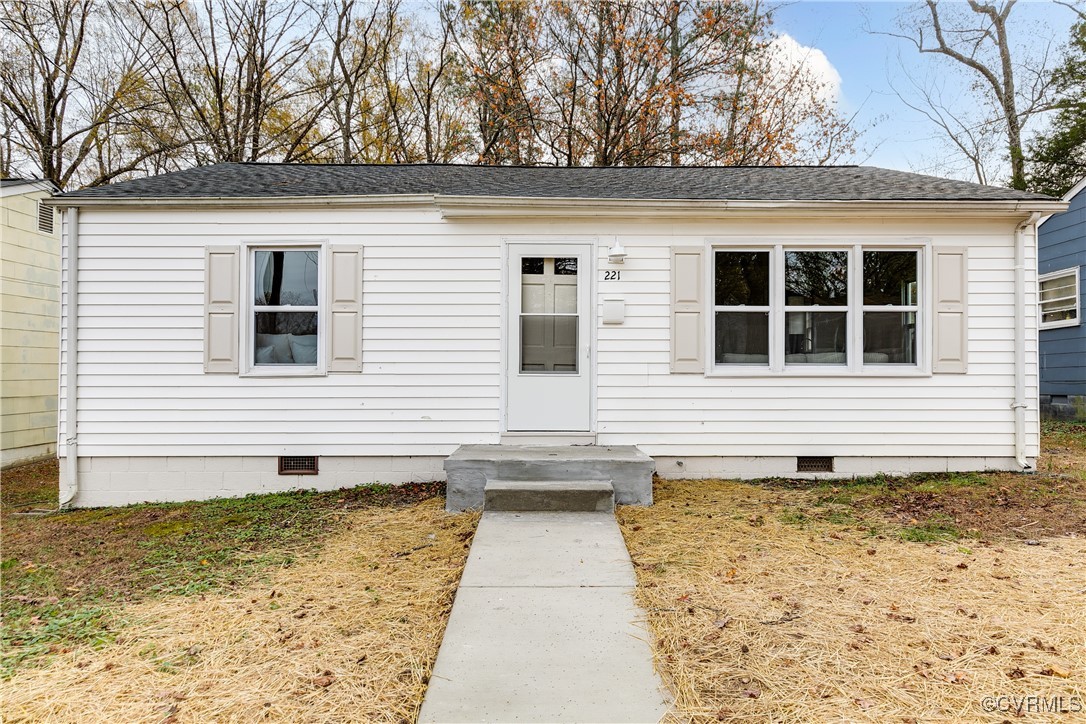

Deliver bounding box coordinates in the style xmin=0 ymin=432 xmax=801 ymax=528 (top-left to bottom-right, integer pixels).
xmin=279 ymin=455 xmax=318 ymax=475
xmin=796 ymin=456 xmax=834 ymax=473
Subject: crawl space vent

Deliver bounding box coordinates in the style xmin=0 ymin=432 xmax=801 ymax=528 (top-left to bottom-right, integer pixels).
xmin=279 ymin=456 xmax=318 ymax=475
xmin=796 ymin=456 xmax=834 ymax=473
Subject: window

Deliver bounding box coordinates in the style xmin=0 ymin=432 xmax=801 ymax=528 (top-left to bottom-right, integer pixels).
xmin=251 ymin=248 xmax=320 ymax=368
xmin=713 ymin=246 xmax=921 ymax=372
xmin=520 ymin=256 xmax=579 ymax=372
xmin=1039 ymin=268 xmax=1080 ymax=329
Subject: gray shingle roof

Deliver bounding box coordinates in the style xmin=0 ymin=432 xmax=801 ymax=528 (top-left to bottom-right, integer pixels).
xmin=55 ymin=163 xmax=1057 ymax=202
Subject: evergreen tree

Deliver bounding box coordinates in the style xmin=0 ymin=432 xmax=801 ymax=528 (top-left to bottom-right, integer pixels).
xmin=1027 ymin=20 xmax=1086 ymax=197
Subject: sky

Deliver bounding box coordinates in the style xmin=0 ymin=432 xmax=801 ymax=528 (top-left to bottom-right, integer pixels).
xmin=769 ymin=0 xmax=1080 ymax=180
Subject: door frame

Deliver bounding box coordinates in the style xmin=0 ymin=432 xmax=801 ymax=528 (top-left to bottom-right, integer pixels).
xmin=500 ymin=237 xmax=598 ymax=436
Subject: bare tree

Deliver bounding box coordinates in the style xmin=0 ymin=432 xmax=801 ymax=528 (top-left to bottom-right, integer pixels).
xmin=882 ymin=0 xmax=1058 ymax=189
xmin=380 ymin=5 xmax=472 ymax=163
xmin=311 ymin=0 xmax=402 ymax=163
xmin=0 ymin=0 xmax=170 ymax=188
xmin=449 ymin=0 xmax=547 ymax=165
xmin=124 ymin=0 xmax=329 ymax=165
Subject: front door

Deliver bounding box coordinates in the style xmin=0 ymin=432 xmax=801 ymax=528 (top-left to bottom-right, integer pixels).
xmin=506 ymin=243 xmax=592 ymax=432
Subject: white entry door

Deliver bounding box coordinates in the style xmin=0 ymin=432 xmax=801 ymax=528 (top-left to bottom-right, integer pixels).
xmin=506 ymin=243 xmax=592 ymax=432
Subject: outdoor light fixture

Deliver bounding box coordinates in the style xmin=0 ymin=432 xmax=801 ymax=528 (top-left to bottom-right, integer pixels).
xmin=607 ymin=240 xmax=627 ymax=264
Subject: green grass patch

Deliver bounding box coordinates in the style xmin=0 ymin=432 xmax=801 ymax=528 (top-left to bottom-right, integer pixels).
xmin=1042 ymin=419 xmax=1086 ymax=449
xmin=777 ymin=509 xmax=810 ymax=526
xmin=898 ymin=515 xmax=962 ymax=542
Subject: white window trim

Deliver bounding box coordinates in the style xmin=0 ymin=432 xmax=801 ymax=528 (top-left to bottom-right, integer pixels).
xmin=705 ymin=239 xmax=930 ymax=378
xmin=240 ymin=240 xmax=328 ymax=377
xmin=1038 ymin=267 xmax=1081 ymax=330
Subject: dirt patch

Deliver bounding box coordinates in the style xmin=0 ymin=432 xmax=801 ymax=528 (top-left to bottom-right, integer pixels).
xmin=619 ymin=480 xmax=1086 ymax=722
xmin=1 ymin=499 xmax=479 ymax=722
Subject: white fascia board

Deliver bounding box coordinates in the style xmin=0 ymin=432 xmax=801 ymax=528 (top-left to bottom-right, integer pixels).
xmin=42 ymin=194 xmax=438 ymax=209
xmin=43 ymin=192 xmax=1069 ymax=218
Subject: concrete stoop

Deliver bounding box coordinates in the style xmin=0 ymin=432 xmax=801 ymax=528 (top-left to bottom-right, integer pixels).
xmin=444 ymin=444 xmax=653 ymax=511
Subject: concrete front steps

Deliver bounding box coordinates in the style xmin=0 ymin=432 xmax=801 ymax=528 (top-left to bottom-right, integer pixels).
xmin=485 ymin=479 xmax=615 ymax=512
xmin=444 ymin=444 xmax=653 ymax=511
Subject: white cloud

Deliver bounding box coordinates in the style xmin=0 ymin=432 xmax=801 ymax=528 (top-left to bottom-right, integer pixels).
xmin=765 ymin=34 xmax=842 ymax=104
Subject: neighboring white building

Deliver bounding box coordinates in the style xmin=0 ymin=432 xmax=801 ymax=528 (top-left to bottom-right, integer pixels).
xmin=49 ymin=164 xmax=1066 ymax=507
xmin=2 ymin=178 xmax=60 ymax=468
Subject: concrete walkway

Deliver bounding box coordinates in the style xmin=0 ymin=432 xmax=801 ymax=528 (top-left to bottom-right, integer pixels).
xmin=419 ymin=511 xmax=670 ymax=723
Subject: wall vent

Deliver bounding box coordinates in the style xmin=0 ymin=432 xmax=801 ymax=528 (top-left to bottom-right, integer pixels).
xmin=37 ymin=201 xmax=54 ymax=234
xmin=797 ymin=456 xmax=834 ymax=473
xmin=279 ymin=455 xmax=318 ymax=475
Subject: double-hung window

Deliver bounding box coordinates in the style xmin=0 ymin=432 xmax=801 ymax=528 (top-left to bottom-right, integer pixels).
xmin=1038 ymin=268 xmax=1080 ymax=329
xmin=251 ymin=247 xmax=321 ymax=369
xmin=714 ymin=245 xmax=921 ymax=372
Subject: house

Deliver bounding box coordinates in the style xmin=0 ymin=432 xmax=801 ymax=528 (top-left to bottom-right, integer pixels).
xmin=47 ymin=164 xmax=1066 ymax=509
xmin=2 ymin=177 xmax=60 ymax=468
xmin=1037 ymin=177 xmax=1086 ymax=420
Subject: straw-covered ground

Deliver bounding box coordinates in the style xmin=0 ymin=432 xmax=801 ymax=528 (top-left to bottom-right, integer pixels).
xmin=1 ymin=464 xmax=478 ymax=722
xmin=3 ymin=421 xmax=1083 ymax=722
xmin=619 ymin=420 xmax=1086 ymax=722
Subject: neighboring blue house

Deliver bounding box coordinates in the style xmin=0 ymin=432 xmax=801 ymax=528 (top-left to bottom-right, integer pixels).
xmin=1038 ymin=177 xmax=1086 ymax=420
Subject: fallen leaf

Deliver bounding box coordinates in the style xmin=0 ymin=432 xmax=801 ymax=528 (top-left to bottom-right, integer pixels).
xmin=1007 ymin=667 xmax=1026 ymax=679
xmin=940 ymin=671 xmax=970 ymax=684
xmin=742 ymin=688 xmax=760 ymax=699
xmin=1041 ymin=664 xmax=1071 ymax=678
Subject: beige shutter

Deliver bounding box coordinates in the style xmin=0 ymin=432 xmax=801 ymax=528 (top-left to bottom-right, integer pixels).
xmin=204 ymin=246 xmax=239 ymax=373
xmin=328 ymin=245 xmax=363 ymax=372
xmin=933 ymin=248 xmax=968 ymax=374
xmin=671 ymin=246 xmax=705 ymax=373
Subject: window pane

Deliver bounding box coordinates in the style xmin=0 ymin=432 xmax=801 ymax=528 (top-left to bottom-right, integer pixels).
xmin=715 ymin=312 xmax=769 ymax=364
xmin=521 ymin=315 xmax=577 ymax=372
xmin=864 ymin=251 xmax=918 ymax=305
xmin=715 ymin=252 xmax=770 ymax=306
xmin=254 ymin=250 xmax=319 ymax=306
xmin=554 ymin=257 xmax=578 ymax=275
xmin=254 ymin=312 xmax=318 ymax=365
xmin=785 ymin=311 xmax=847 ymax=363
xmin=521 ymin=257 xmax=544 ymax=275
xmin=863 ymin=312 xmax=916 ymax=364
xmin=785 ymin=251 xmax=848 ymax=306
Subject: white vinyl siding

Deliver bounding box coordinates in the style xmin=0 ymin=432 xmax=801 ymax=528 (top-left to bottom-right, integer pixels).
xmin=59 ymin=210 xmax=1037 ymax=464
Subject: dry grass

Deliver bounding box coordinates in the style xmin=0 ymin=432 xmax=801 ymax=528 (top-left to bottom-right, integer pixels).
xmin=1 ymin=499 xmax=478 ymax=723
xmin=619 ymin=481 xmax=1086 ymax=722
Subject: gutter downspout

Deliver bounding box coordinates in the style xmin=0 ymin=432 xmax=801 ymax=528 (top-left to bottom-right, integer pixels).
xmin=59 ymin=207 xmax=79 ymax=508
xmin=1013 ymin=212 xmax=1041 ymax=471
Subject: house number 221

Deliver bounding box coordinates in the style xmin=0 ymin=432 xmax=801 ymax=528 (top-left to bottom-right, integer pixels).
xmin=603 ymin=270 xmax=621 ymax=280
